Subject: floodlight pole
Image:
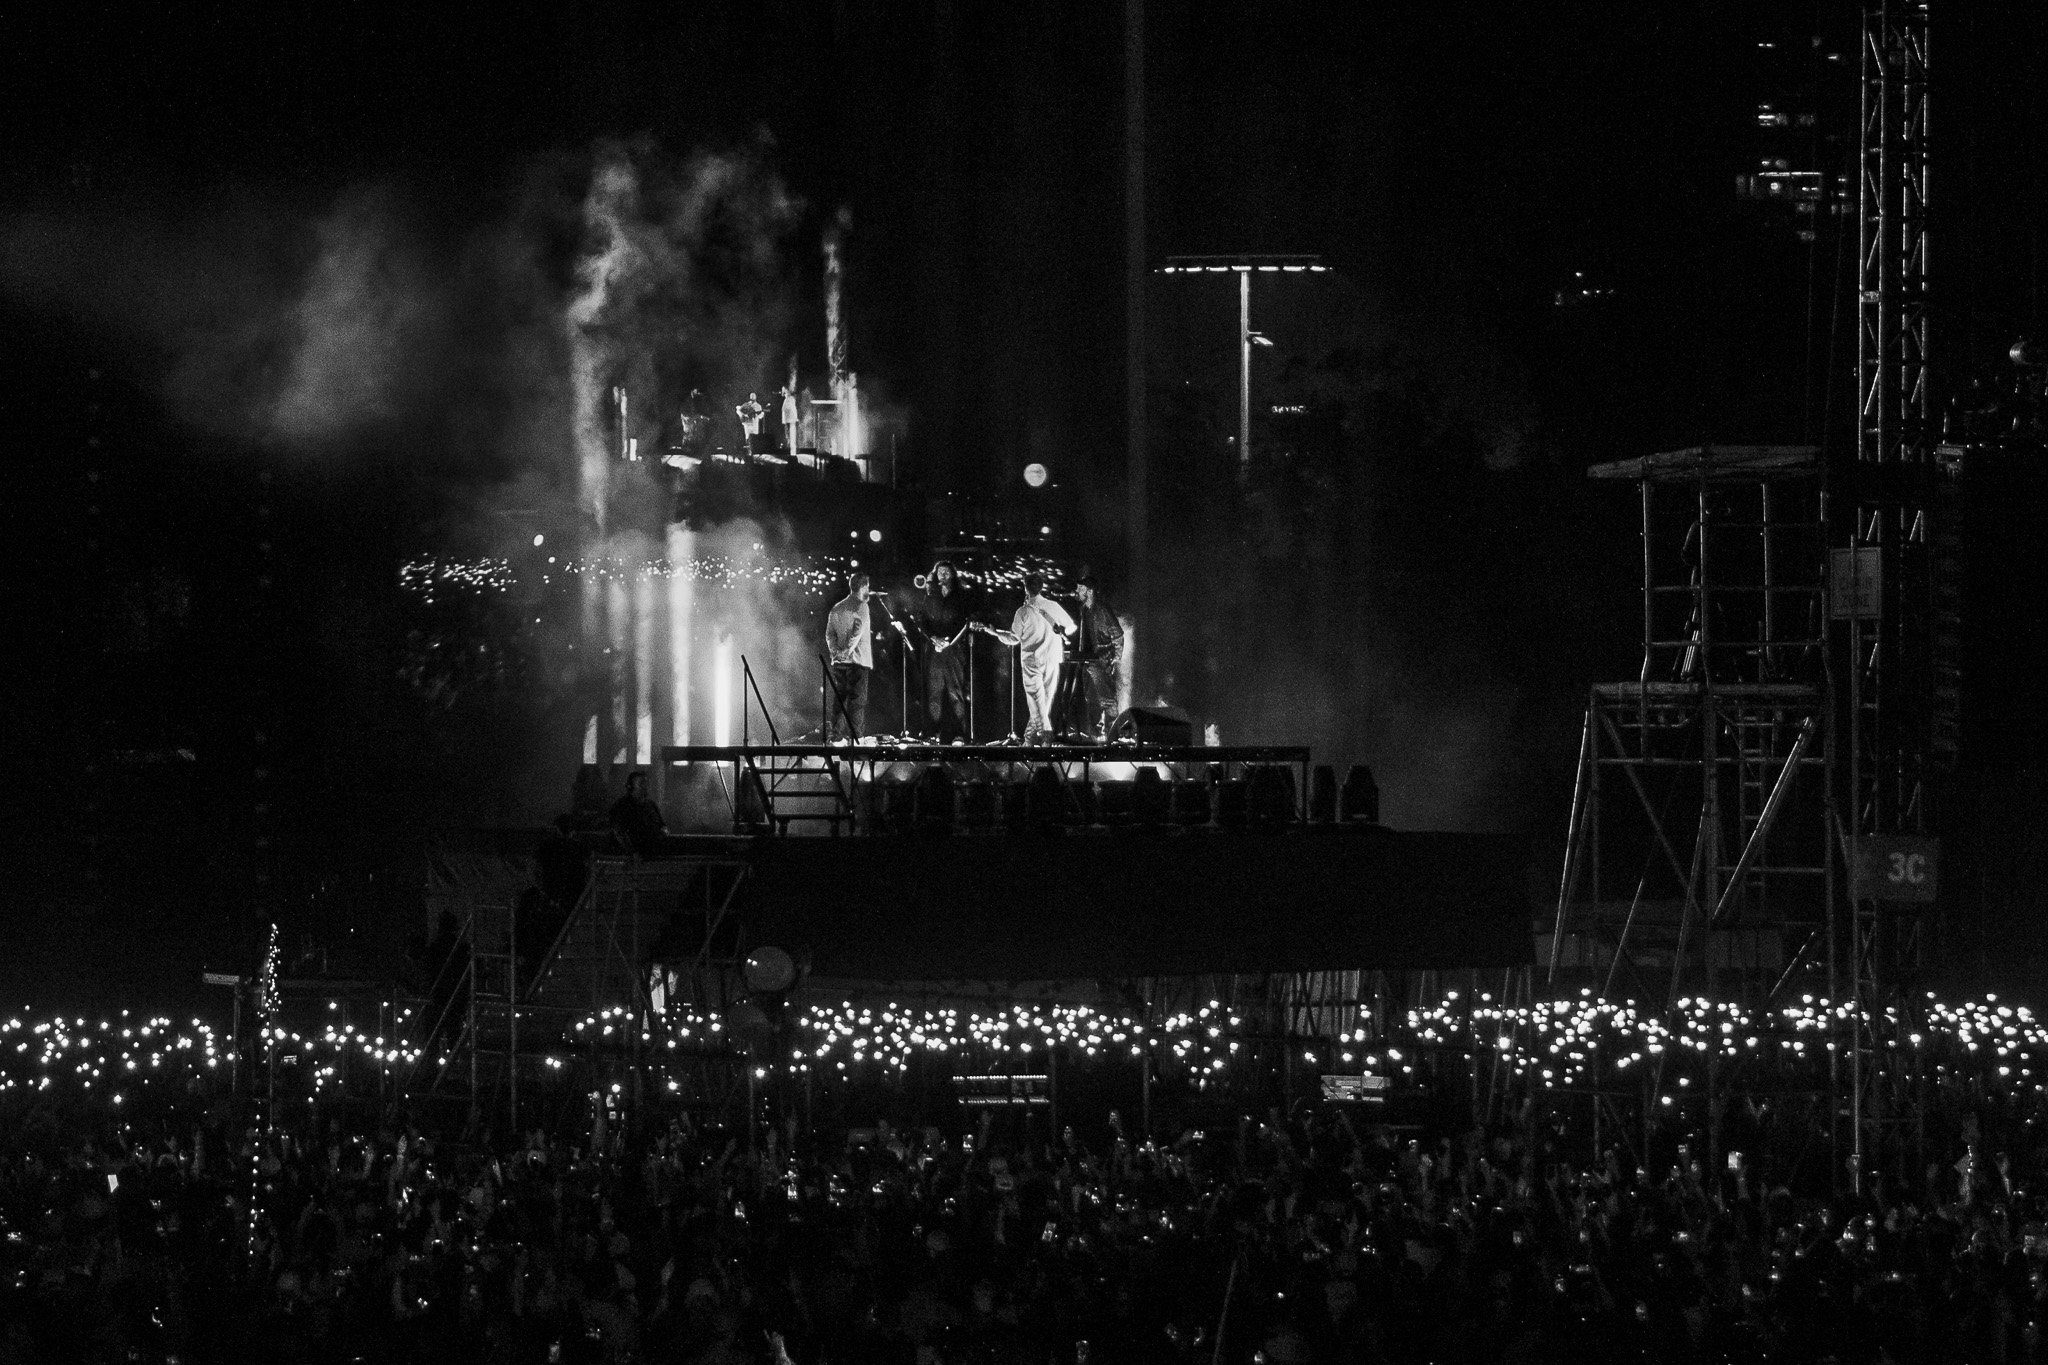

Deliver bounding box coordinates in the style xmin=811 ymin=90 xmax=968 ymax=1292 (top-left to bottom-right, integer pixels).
xmin=1158 ymin=256 xmax=1326 ymax=488
xmin=1238 ymin=270 xmax=1251 ymax=485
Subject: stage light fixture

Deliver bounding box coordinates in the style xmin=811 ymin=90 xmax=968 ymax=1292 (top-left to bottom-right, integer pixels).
xmin=1133 ymin=767 xmax=1170 ymax=825
xmin=1247 ymin=765 xmax=1297 ymax=825
xmin=1310 ymin=764 xmax=1337 ymax=822
xmin=915 ymin=765 xmax=957 ymax=833
xmin=1341 ymin=765 xmax=1380 ymax=824
xmin=1028 ymin=765 xmax=1069 ymax=829
xmin=1023 ymin=462 xmax=1049 ymax=488
xmin=868 ymin=529 xmax=882 ymax=542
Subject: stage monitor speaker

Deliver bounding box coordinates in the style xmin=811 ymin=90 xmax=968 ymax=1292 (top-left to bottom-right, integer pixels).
xmin=1310 ymin=764 xmax=1338 ymax=822
xmin=1111 ymin=705 xmax=1194 ymax=747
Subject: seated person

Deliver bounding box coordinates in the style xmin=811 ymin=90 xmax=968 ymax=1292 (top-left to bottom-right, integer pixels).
xmin=608 ymin=771 xmax=668 ymax=856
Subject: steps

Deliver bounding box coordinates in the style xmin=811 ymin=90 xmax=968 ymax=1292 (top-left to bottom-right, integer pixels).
xmin=742 ymin=751 xmax=855 ymax=833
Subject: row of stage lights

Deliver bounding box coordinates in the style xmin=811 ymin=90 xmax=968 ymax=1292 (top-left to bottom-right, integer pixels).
xmin=4 ymin=991 xmax=2045 ymax=1114
xmin=1155 ymin=263 xmax=1331 ymax=274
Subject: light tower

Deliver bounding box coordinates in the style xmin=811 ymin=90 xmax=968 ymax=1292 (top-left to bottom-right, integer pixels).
xmin=1157 ymin=255 xmax=1329 ymax=483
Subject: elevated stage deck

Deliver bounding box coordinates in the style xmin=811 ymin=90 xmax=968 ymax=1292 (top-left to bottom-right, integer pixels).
xmin=635 ymin=742 xmax=1533 ymax=973
xmin=663 ymin=742 xmax=1309 ymax=769
xmin=664 ymin=741 xmax=1319 ymax=838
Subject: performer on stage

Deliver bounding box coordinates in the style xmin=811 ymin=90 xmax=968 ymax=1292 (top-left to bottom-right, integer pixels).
xmin=972 ymin=573 xmax=1075 ymax=743
xmin=736 ymin=392 xmax=766 ymax=456
xmin=1072 ymin=570 xmax=1124 ymax=740
xmin=916 ymin=560 xmax=972 ymax=742
xmin=780 ymin=384 xmax=800 ymax=455
xmin=824 ymin=572 xmax=873 ymax=742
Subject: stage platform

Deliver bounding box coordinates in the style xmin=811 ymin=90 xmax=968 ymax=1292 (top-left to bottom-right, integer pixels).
xmin=662 ymin=741 xmax=1309 ymax=766
xmin=534 ymin=740 xmax=1533 ymax=975
xmin=663 ymin=741 xmax=1319 ymax=836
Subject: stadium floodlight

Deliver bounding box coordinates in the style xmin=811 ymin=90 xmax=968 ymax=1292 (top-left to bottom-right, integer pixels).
xmin=1156 ymin=255 xmax=1328 ymax=483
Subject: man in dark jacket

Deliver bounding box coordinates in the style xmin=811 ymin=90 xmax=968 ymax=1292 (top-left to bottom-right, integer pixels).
xmin=916 ymin=561 xmax=973 ymax=742
xmin=1072 ymin=571 xmax=1124 ymax=741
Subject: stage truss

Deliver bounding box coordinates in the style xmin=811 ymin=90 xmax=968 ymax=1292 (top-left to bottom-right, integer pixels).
xmin=1549 ymin=447 xmax=1832 ymax=1010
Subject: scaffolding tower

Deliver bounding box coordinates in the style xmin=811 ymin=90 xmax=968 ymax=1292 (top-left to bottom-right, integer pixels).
xmin=1549 ymin=446 xmax=1832 ymax=1008
xmin=1843 ymin=0 xmax=1937 ymax=1189
xmin=419 ymin=845 xmax=753 ymax=1132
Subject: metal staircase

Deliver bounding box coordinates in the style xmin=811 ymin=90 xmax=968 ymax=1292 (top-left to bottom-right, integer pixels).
xmin=418 ymin=845 xmax=753 ymax=1130
xmin=737 ymin=656 xmax=856 ymax=833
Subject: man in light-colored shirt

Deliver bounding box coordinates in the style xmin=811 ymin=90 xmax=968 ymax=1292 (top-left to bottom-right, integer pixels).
xmin=973 ymin=573 xmax=1076 ymax=743
xmin=825 ymin=573 xmax=873 ymax=741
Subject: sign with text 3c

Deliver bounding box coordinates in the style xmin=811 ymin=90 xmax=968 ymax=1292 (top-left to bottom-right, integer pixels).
xmin=1853 ymin=835 xmax=1940 ymax=903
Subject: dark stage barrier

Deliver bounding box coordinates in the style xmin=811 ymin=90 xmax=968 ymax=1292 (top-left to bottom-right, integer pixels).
xmin=734 ymin=827 xmax=1532 ymax=980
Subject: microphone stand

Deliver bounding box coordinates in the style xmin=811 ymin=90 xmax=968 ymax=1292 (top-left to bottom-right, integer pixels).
xmin=872 ymin=596 xmax=911 ymax=740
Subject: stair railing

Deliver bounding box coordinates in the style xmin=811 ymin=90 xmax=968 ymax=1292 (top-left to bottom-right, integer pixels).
xmin=741 ymin=656 xmax=782 ymax=746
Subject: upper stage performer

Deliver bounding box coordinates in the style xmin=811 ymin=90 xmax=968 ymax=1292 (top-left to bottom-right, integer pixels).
xmin=1072 ymin=570 xmax=1124 ymax=740
xmin=972 ymin=573 xmax=1075 ymax=744
xmin=916 ymin=561 xmax=972 ymax=742
xmin=780 ymin=384 xmax=800 ymax=455
xmin=736 ymin=393 xmax=766 ymax=456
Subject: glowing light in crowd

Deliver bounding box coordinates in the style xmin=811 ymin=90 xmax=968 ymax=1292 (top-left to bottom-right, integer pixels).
xmin=397 ymin=557 xmax=515 ymax=605
xmin=4 ymin=991 xmax=2048 ymax=1116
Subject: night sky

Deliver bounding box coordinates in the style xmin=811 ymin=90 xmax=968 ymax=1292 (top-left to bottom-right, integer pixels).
xmin=4 ymin=1 xmax=2045 ymax=1008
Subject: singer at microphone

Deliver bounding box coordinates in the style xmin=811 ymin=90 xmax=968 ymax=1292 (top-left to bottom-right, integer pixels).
xmin=914 ymin=561 xmax=971 ymax=742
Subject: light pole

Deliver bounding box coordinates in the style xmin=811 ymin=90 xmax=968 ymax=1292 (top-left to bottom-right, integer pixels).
xmin=1161 ymin=254 xmax=1326 ymax=483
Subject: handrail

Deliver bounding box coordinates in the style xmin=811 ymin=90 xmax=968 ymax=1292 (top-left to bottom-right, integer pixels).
xmin=740 ymin=656 xmax=782 ymax=746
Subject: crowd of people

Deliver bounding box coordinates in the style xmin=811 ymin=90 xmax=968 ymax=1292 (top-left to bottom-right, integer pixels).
xmin=8 ymin=1082 xmax=2048 ymax=1365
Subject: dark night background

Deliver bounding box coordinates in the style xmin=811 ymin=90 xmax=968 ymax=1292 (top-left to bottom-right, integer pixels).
xmin=2 ymin=2 xmax=2044 ymax=1011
